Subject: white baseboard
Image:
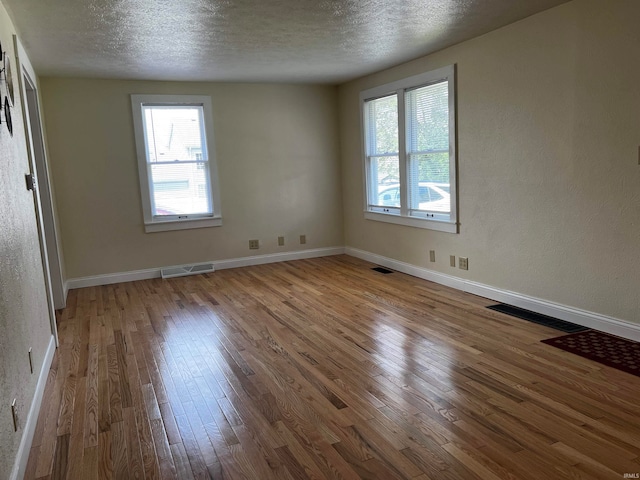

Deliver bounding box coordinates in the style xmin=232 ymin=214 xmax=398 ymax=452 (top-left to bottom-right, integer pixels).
xmin=212 ymin=246 xmax=345 ymax=270
xmin=345 ymin=247 xmax=640 ymax=342
xmin=10 ymin=335 xmax=56 ymax=480
xmin=65 ymin=247 xmax=345 ymax=290
xmin=66 ymin=265 xmax=161 ymax=290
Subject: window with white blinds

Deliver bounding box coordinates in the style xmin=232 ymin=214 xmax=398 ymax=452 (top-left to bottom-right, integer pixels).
xmin=360 ymin=65 xmax=457 ymax=233
xmin=132 ymin=95 xmax=222 ymax=233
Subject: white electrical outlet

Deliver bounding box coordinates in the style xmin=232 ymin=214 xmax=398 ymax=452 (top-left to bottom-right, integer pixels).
xmin=450 ymin=255 xmax=456 ymax=267
xmin=299 ymin=235 xmax=306 ymax=245
xmin=278 ymin=236 xmax=285 ymax=246
xmin=249 ymin=239 xmax=259 ymax=250
xmin=429 ymin=250 xmax=436 ymax=262
xmin=459 ymin=257 xmax=468 ymax=270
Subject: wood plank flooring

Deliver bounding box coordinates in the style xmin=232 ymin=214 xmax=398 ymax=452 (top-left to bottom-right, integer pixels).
xmin=25 ymin=255 xmax=640 ymax=479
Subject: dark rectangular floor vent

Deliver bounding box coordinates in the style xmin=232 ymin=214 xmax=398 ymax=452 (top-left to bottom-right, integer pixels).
xmin=372 ymin=267 xmax=394 ymax=274
xmin=487 ymin=304 xmax=589 ymax=333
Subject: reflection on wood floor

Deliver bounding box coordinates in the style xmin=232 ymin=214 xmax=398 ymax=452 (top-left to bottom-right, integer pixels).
xmin=25 ymin=255 xmax=640 ymax=479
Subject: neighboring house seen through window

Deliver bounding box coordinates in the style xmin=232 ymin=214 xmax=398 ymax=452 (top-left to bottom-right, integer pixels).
xmin=361 ymin=65 xmax=458 ymax=233
xmin=131 ymin=94 xmax=222 ymax=233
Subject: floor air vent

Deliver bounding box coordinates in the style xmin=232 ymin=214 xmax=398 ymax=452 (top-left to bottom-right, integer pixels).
xmin=371 ymin=267 xmax=394 ymax=274
xmin=487 ymin=304 xmax=588 ymax=333
xmin=161 ymin=263 xmax=215 ymax=279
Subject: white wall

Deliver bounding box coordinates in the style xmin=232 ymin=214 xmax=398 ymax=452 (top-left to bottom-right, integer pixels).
xmin=339 ymin=0 xmax=640 ymax=324
xmin=0 ymin=4 xmax=54 ymax=479
xmin=40 ymin=79 xmax=344 ymax=279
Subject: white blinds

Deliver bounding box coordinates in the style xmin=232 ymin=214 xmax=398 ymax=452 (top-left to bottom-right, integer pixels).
xmin=141 ymin=105 xmax=212 ymax=217
xmin=406 ymin=82 xmax=449 ymax=154
xmin=406 ymin=81 xmax=450 ymax=213
xmin=366 ymin=94 xmax=398 ymax=156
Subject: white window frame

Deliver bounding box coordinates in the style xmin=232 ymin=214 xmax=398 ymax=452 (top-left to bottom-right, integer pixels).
xmin=131 ymin=94 xmax=222 ymax=233
xmin=360 ymin=65 xmax=458 ymax=233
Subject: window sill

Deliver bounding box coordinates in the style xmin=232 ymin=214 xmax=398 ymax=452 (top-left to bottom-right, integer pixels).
xmin=364 ymin=211 xmax=458 ymax=233
xmin=144 ymin=216 xmax=222 ymax=233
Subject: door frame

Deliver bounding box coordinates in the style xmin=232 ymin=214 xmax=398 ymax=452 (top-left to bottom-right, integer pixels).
xmin=14 ymin=36 xmax=64 ymax=343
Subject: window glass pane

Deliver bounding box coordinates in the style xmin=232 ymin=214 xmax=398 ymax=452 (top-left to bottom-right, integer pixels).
xmin=406 ymin=82 xmax=449 ymax=153
xmin=408 ymin=153 xmax=450 ymax=212
xmin=367 ymin=95 xmax=398 ymax=155
xmin=143 ymin=106 xmax=205 ymax=163
xmin=370 ymin=156 xmax=400 ymax=207
xmin=150 ymin=163 xmax=211 ymax=216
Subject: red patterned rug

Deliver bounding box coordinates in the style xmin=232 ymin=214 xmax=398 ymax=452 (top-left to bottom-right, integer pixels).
xmin=541 ymin=330 xmax=640 ymax=377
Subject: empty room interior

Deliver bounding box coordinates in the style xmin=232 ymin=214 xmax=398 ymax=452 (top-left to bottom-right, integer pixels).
xmin=2 ymin=0 xmax=640 ymax=478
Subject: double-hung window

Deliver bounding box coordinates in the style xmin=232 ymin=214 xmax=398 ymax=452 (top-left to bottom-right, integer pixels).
xmin=131 ymin=94 xmax=222 ymax=233
xmin=361 ymin=65 xmax=457 ymax=233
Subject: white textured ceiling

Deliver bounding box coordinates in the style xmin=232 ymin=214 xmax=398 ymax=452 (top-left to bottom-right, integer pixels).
xmin=4 ymin=0 xmax=569 ymax=84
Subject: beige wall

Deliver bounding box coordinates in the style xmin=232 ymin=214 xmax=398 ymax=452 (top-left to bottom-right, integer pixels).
xmin=339 ymin=0 xmax=640 ymax=323
xmin=40 ymin=80 xmax=344 ymax=278
xmin=0 ymin=4 xmax=53 ymax=478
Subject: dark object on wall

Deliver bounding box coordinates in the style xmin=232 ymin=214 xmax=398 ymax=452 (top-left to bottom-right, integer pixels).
xmin=4 ymin=54 xmax=14 ymax=106
xmin=25 ymin=174 xmax=36 ymax=191
xmin=487 ymin=303 xmax=588 ymax=333
xmin=4 ymin=96 xmax=12 ymax=136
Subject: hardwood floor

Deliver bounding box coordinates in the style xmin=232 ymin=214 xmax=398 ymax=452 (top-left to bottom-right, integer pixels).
xmin=25 ymin=255 xmax=640 ymax=479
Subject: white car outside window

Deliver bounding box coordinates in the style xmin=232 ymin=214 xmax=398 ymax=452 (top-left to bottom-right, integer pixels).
xmin=377 ymin=183 xmax=450 ymax=212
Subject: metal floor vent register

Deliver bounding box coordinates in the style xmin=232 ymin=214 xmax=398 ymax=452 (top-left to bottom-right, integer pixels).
xmin=161 ymin=262 xmax=215 ymax=279
xmin=487 ymin=303 xmax=588 ymax=333
xmin=371 ymin=266 xmax=394 ymax=274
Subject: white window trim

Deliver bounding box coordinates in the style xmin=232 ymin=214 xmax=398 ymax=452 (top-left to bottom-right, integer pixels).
xmin=360 ymin=65 xmax=458 ymax=234
xmin=131 ymin=94 xmax=222 ymax=233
